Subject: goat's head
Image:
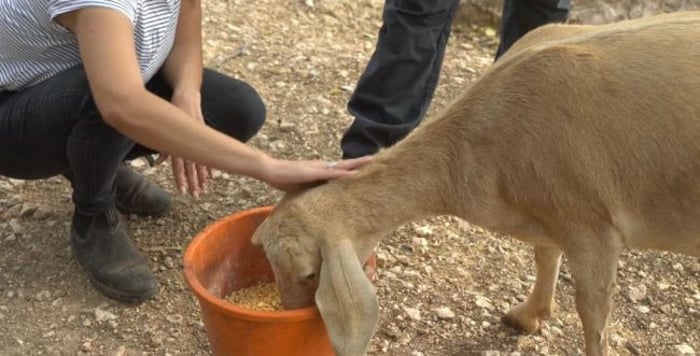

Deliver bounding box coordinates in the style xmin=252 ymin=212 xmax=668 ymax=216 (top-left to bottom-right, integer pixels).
xmin=251 ymin=188 xmax=379 ymax=356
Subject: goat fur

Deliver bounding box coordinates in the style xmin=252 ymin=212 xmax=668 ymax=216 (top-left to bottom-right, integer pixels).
xmin=252 ymin=11 xmax=700 ymax=356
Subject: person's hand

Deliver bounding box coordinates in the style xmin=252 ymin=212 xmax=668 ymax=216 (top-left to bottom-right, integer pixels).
xmin=260 ymin=155 xmax=373 ymax=192
xmin=156 ymin=91 xmax=212 ymax=198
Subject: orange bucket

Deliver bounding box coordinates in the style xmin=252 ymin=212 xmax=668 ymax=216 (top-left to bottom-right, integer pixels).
xmin=183 ymin=206 xmax=375 ymax=356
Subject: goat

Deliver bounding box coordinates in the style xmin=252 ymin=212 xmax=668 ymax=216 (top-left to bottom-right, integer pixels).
xmin=251 ymin=11 xmax=700 ymax=356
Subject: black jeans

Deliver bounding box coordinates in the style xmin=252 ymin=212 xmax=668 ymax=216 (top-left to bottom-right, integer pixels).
xmin=0 ymin=65 xmax=266 ymax=215
xmin=341 ymin=0 xmax=570 ymax=159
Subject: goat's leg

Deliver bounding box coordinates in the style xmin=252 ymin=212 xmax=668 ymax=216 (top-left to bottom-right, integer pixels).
xmin=564 ymin=232 xmax=623 ymax=356
xmin=502 ymin=245 xmax=562 ymax=333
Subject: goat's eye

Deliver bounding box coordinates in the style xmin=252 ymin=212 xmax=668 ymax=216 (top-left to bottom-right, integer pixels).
xmin=303 ymin=272 xmax=316 ymax=281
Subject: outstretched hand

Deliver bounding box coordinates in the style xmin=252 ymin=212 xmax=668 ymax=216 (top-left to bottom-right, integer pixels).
xmin=261 ymin=155 xmax=373 ymax=192
xmin=157 ymin=91 xmax=212 ymax=198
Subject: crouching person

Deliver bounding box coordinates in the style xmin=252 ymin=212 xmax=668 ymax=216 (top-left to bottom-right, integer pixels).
xmin=0 ymin=0 xmax=369 ymax=304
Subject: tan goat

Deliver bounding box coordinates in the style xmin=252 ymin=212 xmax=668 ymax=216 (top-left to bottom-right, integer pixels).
xmin=252 ymin=11 xmax=700 ymax=356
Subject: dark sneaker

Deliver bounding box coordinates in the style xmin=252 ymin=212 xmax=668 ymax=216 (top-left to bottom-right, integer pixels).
xmin=115 ymin=164 xmax=172 ymax=217
xmin=71 ymin=208 xmax=158 ymax=303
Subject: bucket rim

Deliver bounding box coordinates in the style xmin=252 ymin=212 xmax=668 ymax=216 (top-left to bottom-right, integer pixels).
xmin=182 ymin=205 xmax=323 ymax=322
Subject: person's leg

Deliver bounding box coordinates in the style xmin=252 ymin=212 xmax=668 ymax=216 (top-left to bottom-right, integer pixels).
xmin=495 ymin=0 xmax=570 ymax=60
xmin=340 ymin=0 xmax=461 ymax=159
xmin=0 ymin=65 xmax=157 ymax=303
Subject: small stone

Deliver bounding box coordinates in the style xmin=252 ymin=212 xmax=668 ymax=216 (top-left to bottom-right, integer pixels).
xmin=636 ymin=305 xmax=650 ymax=313
xmin=19 ymin=204 xmax=37 ymax=217
xmin=32 ymin=206 xmax=51 ymax=220
xmin=278 ymin=122 xmax=296 ymax=133
xmin=163 ymin=256 xmax=175 ymax=269
xmin=481 ymin=351 xmax=500 ymax=356
xmin=627 ymin=284 xmax=647 ymax=303
xmin=4 ymin=234 xmax=16 ymax=242
xmin=6 ymin=291 xmax=14 ymax=298
xmin=434 ymin=306 xmax=455 ymax=320
xmin=411 ymin=352 xmax=424 ymax=356
xmin=113 ymin=345 xmax=126 ymax=356
xmin=403 ymin=306 xmax=421 ymax=321
xmin=8 ymin=219 xmax=23 ymax=235
xmin=95 ymin=308 xmax=118 ymax=322
xmin=415 ymin=225 xmax=433 ymax=237
xmin=166 ymin=314 xmax=183 ymax=324
xmin=43 ymin=331 xmax=55 ymax=338
xmin=83 ymin=318 xmax=92 ymax=327
xmin=626 ymin=341 xmax=642 ymax=356
xmin=475 ymin=296 xmax=494 ymax=310
xmin=675 ymin=343 xmax=695 ymax=355
xmin=81 ymin=341 xmax=92 ymax=352
xmin=304 ymin=0 xmax=314 ymax=8
xmin=67 ymin=315 xmax=76 ymax=323
xmin=340 ymin=85 xmax=354 ymax=92
xmin=3 ymin=204 xmax=22 ymax=219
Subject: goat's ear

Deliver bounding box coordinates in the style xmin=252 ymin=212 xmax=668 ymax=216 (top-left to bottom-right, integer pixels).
xmin=315 ymin=240 xmax=379 ymax=356
xmin=251 ymin=217 xmax=271 ymax=246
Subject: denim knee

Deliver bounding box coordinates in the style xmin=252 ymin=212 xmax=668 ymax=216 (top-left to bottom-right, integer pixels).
xmin=201 ymin=73 xmax=266 ymax=143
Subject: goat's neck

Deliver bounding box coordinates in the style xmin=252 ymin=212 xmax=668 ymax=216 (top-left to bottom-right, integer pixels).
xmin=326 ymin=121 xmax=461 ymax=239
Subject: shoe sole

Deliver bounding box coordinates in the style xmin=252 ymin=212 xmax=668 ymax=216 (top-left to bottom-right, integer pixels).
xmin=71 ymin=245 xmax=159 ymax=304
xmin=115 ymin=202 xmax=171 ymax=218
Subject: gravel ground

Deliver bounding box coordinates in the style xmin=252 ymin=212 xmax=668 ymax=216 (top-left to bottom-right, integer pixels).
xmin=1 ymin=1 xmax=698 ymax=355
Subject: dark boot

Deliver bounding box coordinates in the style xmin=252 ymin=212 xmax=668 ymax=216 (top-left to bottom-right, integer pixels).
xmin=115 ymin=164 xmax=172 ymax=217
xmin=71 ymin=208 xmax=158 ymax=303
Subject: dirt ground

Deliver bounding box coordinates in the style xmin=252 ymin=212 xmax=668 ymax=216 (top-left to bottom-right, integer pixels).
xmin=1 ymin=1 xmax=699 ymax=355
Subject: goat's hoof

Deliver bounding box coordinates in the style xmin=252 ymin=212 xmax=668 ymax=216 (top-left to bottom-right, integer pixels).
xmin=501 ymin=304 xmax=545 ymax=334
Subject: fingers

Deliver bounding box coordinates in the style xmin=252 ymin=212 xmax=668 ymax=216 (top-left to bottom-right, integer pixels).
xmin=197 ymin=164 xmax=209 ymax=191
xmin=185 ymin=160 xmax=200 ymax=198
xmin=172 ymin=157 xmax=187 ymax=194
xmin=332 ymin=155 xmax=374 ymax=171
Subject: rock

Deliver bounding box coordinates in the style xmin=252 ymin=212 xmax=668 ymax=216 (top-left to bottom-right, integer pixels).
xmin=278 ymin=122 xmax=296 ymax=133
xmin=32 ymin=206 xmax=51 ymax=220
xmin=475 ymin=295 xmax=494 ymax=310
xmin=411 ymin=352 xmax=424 ymax=356
xmin=5 ymin=234 xmax=16 ymax=242
xmin=403 ymin=306 xmax=421 ymax=321
xmin=304 ymin=0 xmax=314 ymax=8
xmin=166 ymin=314 xmax=183 ymax=324
xmin=113 ymin=345 xmax=126 ymax=356
xmin=8 ymin=219 xmax=23 ymax=235
xmin=19 ymin=204 xmax=37 ymax=218
xmin=627 ymin=284 xmax=647 ymax=302
xmin=94 ymin=308 xmax=118 ymax=322
xmin=481 ymin=351 xmax=500 ymax=356
xmin=636 ymin=305 xmax=650 ymax=313
xmin=415 ymin=225 xmax=433 ymax=237
xmin=675 ymin=343 xmax=695 ymax=355
xmin=3 ymin=204 xmax=22 ymax=219
xmin=433 ymin=306 xmax=455 ymax=320
xmin=81 ymin=340 xmax=92 ymax=352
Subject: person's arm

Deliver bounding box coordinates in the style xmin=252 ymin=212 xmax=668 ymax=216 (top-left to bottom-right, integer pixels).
xmin=56 ymin=8 xmax=370 ymax=190
xmin=159 ymin=0 xmax=203 ymax=97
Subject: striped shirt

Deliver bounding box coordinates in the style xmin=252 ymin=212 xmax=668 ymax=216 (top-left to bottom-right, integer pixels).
xmin=0 ymin=0 xmax=181 ymax=92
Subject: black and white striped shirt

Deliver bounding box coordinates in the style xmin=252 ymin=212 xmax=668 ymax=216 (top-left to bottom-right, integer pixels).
xmin=0 ymin=0 xmax=181 ymax=92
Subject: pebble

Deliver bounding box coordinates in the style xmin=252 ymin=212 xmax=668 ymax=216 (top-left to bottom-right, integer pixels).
xmin=433 ymin=306 xmax=455 ymax=320
xmin=278 ymin=122 xmax=296 ymax=133
xmin=627 ymin=284 xmax=647 ymax=302
xmin=4 ymin=233 xmax=16 ymax=242
xmin=8 ymin=219 xmax=23 ymax=235
xmin=403 ymin=306 xmax=421 ymax=321
xmin=19 ymin=204 xmax=37 ymax=217
xmin=481 ymin=351 xmax=500 ymax=356
xmin=95 ymin=308 xmax=118 ymax=322
xmin=475 ymin=295 xmax=494 ymax=310
xmin=3 ymin=204 xmax=22 ymax=219
xmin=411 ymin=352 xmax=424 ymax=356
xmin=636 ymin=305 xmax=650 ymax=313
xmin=675 ymin=343 xmax=695 ymax=355
xmin=415 ymin=225 xmax=433 ymax=237
xmin=166 ymin=314 xmax=183 ymax=324
xmin=113 ymin=345 xmax=126 ymax=356
xmin=32 ymin=206 xmax=51 ymax=220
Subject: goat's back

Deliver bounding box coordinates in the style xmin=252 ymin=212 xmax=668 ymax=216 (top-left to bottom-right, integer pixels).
xmin=426 ymin=11 xmax=700 ymax=254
